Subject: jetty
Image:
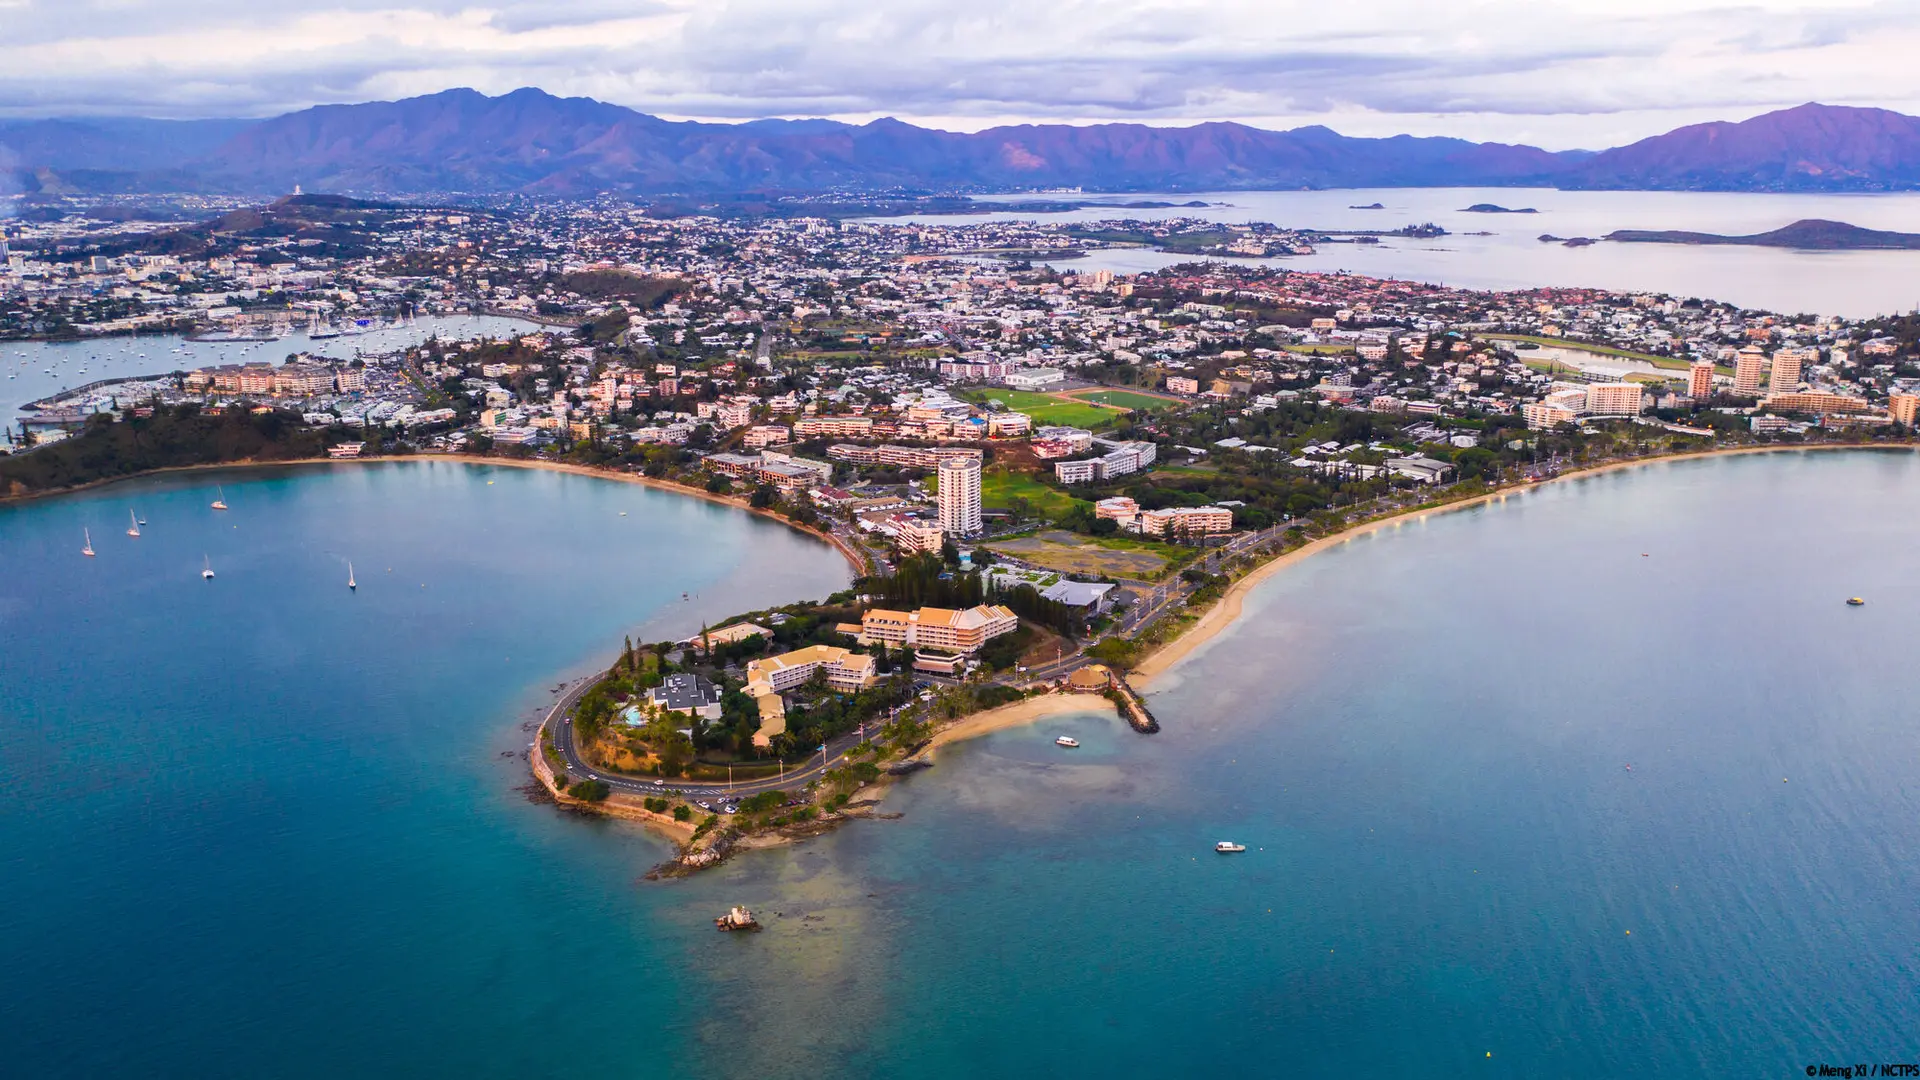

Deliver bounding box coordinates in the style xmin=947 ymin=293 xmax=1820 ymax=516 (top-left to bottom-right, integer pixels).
xmin=1113 ymin=675 xmax=1160 ymax=734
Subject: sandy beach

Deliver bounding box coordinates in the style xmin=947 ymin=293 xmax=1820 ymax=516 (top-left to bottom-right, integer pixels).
xmin=924 ymin=692 xmax=1111 ymax=753
xmin=1131 ymin=443 xmax=1917 ymax=687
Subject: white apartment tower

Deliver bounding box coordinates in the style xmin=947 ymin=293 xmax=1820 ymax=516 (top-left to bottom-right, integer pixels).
xmin=938 ymin=456 xmax=983 ymax=538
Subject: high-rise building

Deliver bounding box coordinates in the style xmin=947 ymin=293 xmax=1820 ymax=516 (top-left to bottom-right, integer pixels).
xmin=1688 ymin=359 xmax=1715 ymax=400
xmin=1890 ymin=394 xmax=1919 ymax=427
xmin=1769 ymin=348 xmax=1811 ymax=395
xmin=937 ymin=456 xmax=982 ymax=538
xmin=1585 ymin=382 xmax=1646 ymax=417
xmin=1734 ymin=347 xmax=1768 ymax=396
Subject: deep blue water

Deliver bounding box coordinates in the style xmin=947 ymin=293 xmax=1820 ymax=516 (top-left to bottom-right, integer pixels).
xmin=5 ymin=452 xmax=1919 ymax=1078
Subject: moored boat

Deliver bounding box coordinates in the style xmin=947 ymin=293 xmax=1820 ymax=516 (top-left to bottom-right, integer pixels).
xmin=1056 ymin=735 xmax=1080 ymax=748
xmin=1215 ymin=841 xmax=1246 ymax=853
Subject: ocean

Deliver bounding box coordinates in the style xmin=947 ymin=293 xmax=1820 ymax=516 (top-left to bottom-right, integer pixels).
xmin=867 ymin=186 xmax=1920 ymax=317
xmin=4 ymin=453 xmax=1917 ymax=1077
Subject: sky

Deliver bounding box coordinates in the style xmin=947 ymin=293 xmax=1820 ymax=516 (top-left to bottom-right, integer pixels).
xmin=1 ymin=0 xmax=1917 ymax=147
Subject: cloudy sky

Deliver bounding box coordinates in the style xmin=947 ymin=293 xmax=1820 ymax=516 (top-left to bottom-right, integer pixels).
xmin=1 ymin=0 xmax=1915 ymax=147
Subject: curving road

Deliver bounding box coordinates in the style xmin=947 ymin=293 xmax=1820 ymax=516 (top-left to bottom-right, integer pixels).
xmin=538 ymin=676 xmax=902 ymax=804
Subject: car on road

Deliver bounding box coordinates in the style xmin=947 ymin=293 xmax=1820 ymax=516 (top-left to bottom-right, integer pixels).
xmin=652 ymin=779 xmax=665 ymax=787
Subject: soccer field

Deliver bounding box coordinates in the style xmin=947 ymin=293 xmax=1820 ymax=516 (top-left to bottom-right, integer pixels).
xmin=961 ymin=389 xmax=1118 ymax=429
xmin=1071 ymin=388 xmax=1175 ymax=411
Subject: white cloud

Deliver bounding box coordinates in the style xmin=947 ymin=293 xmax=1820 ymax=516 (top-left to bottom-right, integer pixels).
xmin=0 ymin=0 xmax=1915 ymax=145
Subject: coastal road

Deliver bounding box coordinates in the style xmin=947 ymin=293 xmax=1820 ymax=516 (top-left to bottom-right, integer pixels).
xmin=540 ymin=678 xmax=897 ymax=804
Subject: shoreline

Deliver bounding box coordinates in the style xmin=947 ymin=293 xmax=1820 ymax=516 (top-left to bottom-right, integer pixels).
xmin=1131 ymin=442 xmax=1916 ymax=686
xmin=924 ymin=692 xmax=1109 ymax=753
xmin=0 ymin=452 xmax=870 ymax=577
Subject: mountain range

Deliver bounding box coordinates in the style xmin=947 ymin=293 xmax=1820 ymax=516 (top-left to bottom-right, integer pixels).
xmin=6 ymin=90 xmax=1920 ymax=199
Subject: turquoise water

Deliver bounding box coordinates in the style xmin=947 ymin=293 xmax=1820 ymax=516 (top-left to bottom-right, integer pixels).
xmin=6 ymin=453 xmax=1920 ymax=1077
xmin=0 ymin=461 xmax=851 ymax=1075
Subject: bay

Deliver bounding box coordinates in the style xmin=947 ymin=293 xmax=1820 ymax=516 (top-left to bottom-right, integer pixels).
xmin=871 ymin=187 xmax=1920 ymax=317
xmin=0 ymin=460 xmax=851 ymax=1076
xmin=0 ymin=313 xmax=540 ymax=429
xmin=5 ymin=451 xmax=1919 ymax=1077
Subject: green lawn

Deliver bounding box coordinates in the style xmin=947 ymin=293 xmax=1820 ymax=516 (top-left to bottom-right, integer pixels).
xmin=1074 ymin=389 xmax=1176 ymax=411
xmin=960 ymin=388 xmax=1119 ymax=429
xmin=981 ymin=468 xmax=1089 ymax=520
xmin=983 ymin=529 xmax=1196 ymax=582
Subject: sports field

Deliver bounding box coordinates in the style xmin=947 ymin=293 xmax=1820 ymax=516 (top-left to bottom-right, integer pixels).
xmin=961 ymin=388 xmax=1118 ymax=429
xmin=1066 ymin=388 xmax=1176 ymax=411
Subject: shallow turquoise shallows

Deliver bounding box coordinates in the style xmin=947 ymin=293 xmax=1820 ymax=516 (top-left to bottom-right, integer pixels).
xmin=5 ymin=452 xmax=1920 ymax=1078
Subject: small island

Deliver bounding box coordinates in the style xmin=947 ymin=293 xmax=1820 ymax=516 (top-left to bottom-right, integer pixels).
xmin=1538 ymin=234 xmax=1597 ymax=247
xmin=1605 ymin=218 xmax=1920 ymax=250
xmin=1349 ymin=202 xmax=1385 ymax=210
xmin=1461 ymin=203 xmax=1539 ymax=214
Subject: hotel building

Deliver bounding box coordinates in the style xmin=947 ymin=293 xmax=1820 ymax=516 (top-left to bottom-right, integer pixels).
xmin=745 ymin=645 xmax=878 ymax=697
xmin=1584 ymin=382 xmax=1646 ymax=417
xmin=857 ymin=605 xmax=1019 ymax=656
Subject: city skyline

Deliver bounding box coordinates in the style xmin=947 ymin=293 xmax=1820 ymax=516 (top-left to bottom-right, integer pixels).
xmin=2 ymin=0 xmax=1919 ymax=149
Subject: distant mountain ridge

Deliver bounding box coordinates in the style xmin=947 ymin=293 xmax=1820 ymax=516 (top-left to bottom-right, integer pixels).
xmin=5 ymin=90 xmax=1920 ymax=198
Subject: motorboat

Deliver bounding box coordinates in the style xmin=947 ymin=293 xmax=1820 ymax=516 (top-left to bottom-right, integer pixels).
xmin=82 ymin=529 xmax=95 ymax=557
xmin=1215 ymin=841 xmax=1246 ymax=853
xmin=127 ymin=510 xmax=141 ymax=537
xmin=202 ymin=555 xmax=215 ymax=580
xmin=1847 ymin=597 xmax=1865 ymax=606
xmin=1055 ymin=736 xmax=1080 ymax=748
xmin=211 ymin=485 xmax=228 ymax=511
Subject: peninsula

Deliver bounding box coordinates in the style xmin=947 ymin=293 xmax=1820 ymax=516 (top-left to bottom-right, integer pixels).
xmin=10 ymin=192 xmax=1920 ymax=877
xmin=1605 ymin=218 xmax=1920 ymax=249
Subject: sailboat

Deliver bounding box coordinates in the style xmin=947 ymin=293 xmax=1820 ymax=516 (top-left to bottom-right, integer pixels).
xmin=211 ymin=485 xmax=228 ymax=511
xmin=347 ymin=562 xmax=357 ymax=591
xmin=83 ymin=529 xmax=95 ymax=557
xmin=127 ymin=510 xmax=141 ymax=537
xmin=202 ymin=555 xmax=215 ymax=580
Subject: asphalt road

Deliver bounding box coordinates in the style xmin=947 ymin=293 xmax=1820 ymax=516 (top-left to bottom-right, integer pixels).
xmin=539 ymin=676 xmax=903 ymax=804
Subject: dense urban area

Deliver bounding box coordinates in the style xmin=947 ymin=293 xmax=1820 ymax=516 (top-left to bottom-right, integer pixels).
xmin=9 ymin=190 xmax=1920 ymax=866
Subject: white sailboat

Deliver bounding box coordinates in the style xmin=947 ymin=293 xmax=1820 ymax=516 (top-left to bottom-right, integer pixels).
xmin=211 ymin=485 xmax=228 ymax=511
xmin=347 ymin=562 xmax=357 ymax=591
xmin=202 ymin=554 xmax=215 ymax=580
xmin=127 ymin=509 xmax=141 ymax=537
xmin=83 ymin=528 xmax=95 ymax=557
